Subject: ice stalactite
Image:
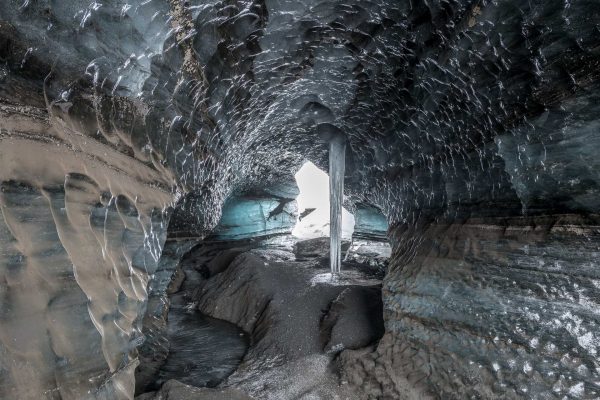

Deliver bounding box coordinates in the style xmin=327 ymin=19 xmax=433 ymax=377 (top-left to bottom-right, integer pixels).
xmin=329 ymin=136 xmax=346 ymax=275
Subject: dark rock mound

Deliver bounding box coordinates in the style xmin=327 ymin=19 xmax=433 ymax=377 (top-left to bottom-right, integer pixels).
xmin=293 ymin=237 xmax=351 ymax=260
xmin=320 ymin=286 xmax=384 ymax=353
xmin=191 ymin=249 xmax=384 ymax=399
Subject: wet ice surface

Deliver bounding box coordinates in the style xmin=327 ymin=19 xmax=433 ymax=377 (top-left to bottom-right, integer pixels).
xmin=310 ymin=271 xmax=382 ymax=287
xmin=152 ymin=302 xmax=248 ymax=390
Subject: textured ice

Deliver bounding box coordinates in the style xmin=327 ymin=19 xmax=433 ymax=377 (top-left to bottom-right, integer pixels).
xmin=0 ymin=0 xmax=599 ymax=398
xmin=352 ymin=205 xmax=389 ymax=241
xmin=211 ymin=194 xmax=298 ymax=240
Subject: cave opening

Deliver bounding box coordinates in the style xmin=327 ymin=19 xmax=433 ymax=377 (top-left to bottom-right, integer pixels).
xmin=131 ymin=159 xmax=391 ymax=398
xmin=292 ymin=161 xmax=355 ymax=240
xmin=133 ymin=174 xmax=388 ymax=398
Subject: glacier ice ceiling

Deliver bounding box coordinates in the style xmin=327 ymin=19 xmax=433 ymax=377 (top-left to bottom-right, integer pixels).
xmin=0 ymin=0 xmax=599 ymax=399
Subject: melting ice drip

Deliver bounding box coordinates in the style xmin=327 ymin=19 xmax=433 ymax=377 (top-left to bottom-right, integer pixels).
xmin=329 ymin=136 xmax=346 ymax=275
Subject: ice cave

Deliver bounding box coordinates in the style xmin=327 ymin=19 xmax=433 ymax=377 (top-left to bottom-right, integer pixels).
xmin=0 ymin=1 xmax=599 ymax=399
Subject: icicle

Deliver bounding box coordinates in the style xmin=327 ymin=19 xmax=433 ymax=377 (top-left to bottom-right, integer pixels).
xmin=329 ymin=136 xmax=345 ymax=275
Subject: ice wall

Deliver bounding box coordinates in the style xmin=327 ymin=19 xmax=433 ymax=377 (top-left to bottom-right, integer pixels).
xmin=211 ymin=194 xmax=298 ymax=241
xmin=341 ymin=215 xmax=600 ymax=399
xmin=0 ymin=104 xmax=172 ymax=399
xmin=353 ymin=205 xmax=389 ymax=242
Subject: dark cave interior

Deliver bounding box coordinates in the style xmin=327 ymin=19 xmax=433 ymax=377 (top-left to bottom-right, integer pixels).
xmin=0 ymin=0 xmax=600 ymax=399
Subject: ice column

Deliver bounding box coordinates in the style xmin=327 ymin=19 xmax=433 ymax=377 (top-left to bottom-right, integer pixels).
xmin=329 ymin=136 xmax=346 ymax=275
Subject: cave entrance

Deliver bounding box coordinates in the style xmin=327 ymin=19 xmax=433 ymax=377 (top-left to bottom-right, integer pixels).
xmin=291 ymin=161 xmax=355 ymax=239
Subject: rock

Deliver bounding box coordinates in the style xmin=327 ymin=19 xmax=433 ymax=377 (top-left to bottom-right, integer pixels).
xmin=344 ymin=240 xmax=391 ymax=271
xmin=204 ymin=248 xmax=247 ymax=277
xmin=294 ymin=237 xmax=330 ymax=259
xmin=293 ymin=237 xmax=351 ymax=260
xmin=193 ymin=251 xmax=382 ymax=399
xmin=299 ymin=207 xmax=316 ymax=221
xmin=336 ymin=341 xmax=433 ymax=400
xmin=321 ymin=286 xmax=384 ymax=352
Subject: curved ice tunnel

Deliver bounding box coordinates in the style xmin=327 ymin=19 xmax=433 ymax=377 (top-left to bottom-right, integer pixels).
xmin=0 ymin=0 xmax=599 ymax=398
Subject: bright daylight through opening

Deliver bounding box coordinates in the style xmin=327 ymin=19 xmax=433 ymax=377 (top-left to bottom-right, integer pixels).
xmin=291 ymin=162 xmax=355 ymax=239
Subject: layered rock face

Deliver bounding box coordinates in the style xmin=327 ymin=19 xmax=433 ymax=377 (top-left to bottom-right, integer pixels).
xmin=0 ymin=0 xmax=599 ymax=399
